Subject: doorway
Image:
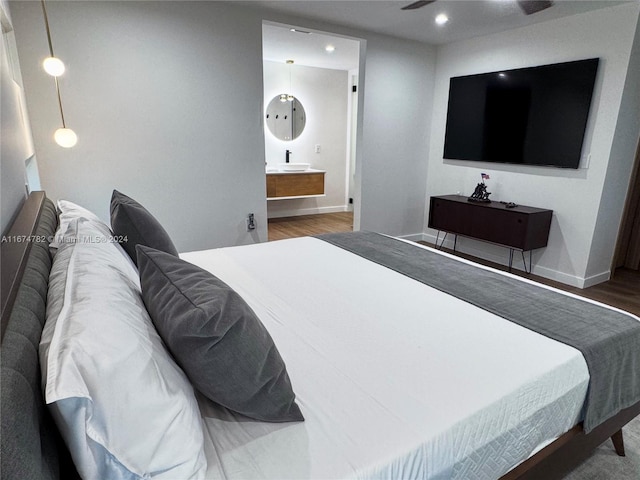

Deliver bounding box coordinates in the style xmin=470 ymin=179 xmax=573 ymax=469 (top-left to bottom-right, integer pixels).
xmin=261 ymin=22 xmax=362 ymax=238
xmin=613 ymin=139 xmax=640 ymax=271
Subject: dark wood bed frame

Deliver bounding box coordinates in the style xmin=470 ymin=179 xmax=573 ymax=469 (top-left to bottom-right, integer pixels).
xmin=1 ymin=192 xmax=47 ymax=338
xmin=1 ymin=191 xmax=639 ymax=480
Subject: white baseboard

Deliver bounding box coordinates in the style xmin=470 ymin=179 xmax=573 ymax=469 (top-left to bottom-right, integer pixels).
xmin=582 ymin=270 xmax=612 ymax=288
xmin=529 ymin=264 xmax=587 ymax=288
xmin=397 ymin=233 xmax=429 ymax=243
xmin=421 ymin=232 xmax=609 ymax=289
xmin=267 ymin=205 xmax=349 ymax=219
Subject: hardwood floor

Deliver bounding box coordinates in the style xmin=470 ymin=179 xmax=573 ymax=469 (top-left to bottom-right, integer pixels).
xmin=269 ymin=212 xmax=639 ymax=315
xmin=267 ymin=211 xmax=353 ymax=241
xmin=419 ymin=241 xmax=640 ymax=316
xmin=560 ymin=267 xmax=640 ymax=316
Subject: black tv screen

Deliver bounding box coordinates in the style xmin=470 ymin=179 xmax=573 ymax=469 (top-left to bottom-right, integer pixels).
xmin=443 ymin=58 xmax=599 ymax=169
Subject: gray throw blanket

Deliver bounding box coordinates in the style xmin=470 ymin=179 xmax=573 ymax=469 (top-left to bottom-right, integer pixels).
xmin=317 ymin=231 xmax=640 ymax=433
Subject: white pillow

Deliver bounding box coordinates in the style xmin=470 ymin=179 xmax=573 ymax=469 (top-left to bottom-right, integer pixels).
xmin=57 ymin=199 xmax=106 ymax=224
xmin=51 ymin=199 xmax=112 ymax=250
xmin=41 ymin=218 xmax=138 ymax=370
xmin=41 ymin=219 xmax=207 ymax=479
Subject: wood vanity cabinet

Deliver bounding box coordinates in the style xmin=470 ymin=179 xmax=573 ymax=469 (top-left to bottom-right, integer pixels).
xmin=266 ymin=172 xmax=325 ymax=198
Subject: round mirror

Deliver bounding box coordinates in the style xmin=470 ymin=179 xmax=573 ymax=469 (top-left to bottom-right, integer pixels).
xmin=265 ymin=95 xmax=306 ymax=141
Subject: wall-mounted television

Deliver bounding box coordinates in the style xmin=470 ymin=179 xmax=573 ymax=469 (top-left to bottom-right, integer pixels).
xmin=443 ymin=58 xmax=599 ymax=169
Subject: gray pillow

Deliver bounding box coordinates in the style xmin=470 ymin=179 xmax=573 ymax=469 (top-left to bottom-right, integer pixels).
xmin=136 ymin=245 xmax=304 ymax=423
xmin=110 ymin=190 xmax=178 ymax=266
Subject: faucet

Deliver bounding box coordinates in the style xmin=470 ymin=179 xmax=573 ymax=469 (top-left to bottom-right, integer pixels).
xmin=286 ymin=149 xmax=292 ymax=163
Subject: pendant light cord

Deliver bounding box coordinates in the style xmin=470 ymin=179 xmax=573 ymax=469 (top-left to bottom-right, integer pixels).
xmin=41 ymin=0 xmax=55 ymax=58
xmin=54 ymin=77 xmax=67 ymax=128
xmin=41 ymin=0 xmax=67 ymax=129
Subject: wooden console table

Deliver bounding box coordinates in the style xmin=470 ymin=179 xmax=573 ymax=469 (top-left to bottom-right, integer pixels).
xmin=428 ymin=195 xmax=552 ymax=273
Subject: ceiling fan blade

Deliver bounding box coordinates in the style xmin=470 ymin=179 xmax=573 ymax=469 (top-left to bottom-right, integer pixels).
xmin=517 ymin=0 xmax=554 ymax=15
xmin=401 ymin=0 xmax=437 ymax=11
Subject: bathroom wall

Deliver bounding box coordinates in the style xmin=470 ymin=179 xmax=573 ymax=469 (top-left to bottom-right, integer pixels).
xmin=264 ymin=60 xmax=349 ymax=218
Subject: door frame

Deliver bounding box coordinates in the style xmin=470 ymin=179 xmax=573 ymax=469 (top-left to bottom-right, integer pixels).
xmin=613 ymin=138 xmax=640 ymax=271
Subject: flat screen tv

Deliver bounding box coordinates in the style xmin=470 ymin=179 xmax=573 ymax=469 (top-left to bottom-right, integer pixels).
xmin=443 ymin=58 xmax=599 ymax=169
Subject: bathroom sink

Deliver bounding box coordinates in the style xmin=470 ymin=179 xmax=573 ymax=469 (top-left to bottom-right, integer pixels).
xmin=278 ymin=163 xmax=311 ymax=172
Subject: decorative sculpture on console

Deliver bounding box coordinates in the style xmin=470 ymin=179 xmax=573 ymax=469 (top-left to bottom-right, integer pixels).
xmin=468 ymin=173 xmax=492 ymax=203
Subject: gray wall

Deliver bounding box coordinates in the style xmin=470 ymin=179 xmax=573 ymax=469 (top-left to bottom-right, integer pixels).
xmin=8 ymin=0 xmax=637 ymax=286
xmin=424 ymin=3 xmax=640 ymax=287
xmin=10 ymin=1 xmax=437 ymax=250
xmin=359 ymin=35 xmax=434 ymax=237
xmin=1 ymin=1 xmax=30 ymax=233
xmin=11 ymin=1 xmax=268 ymax=252
xmin=586 ymin=11 xmax=640 ymax=279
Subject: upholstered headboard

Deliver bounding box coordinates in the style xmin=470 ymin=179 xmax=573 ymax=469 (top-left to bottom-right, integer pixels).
xmin=0 ymin=192 xmax=79 ymax=480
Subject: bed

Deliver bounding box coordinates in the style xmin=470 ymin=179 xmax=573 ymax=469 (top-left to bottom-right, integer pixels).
xmin=2 ymin=191 xmax=640 ymax=480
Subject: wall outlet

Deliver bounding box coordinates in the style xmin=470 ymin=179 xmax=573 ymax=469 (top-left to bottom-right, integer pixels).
xmin=247 ymin=213 xmax=256 ymax=231
xmin=314 ymin=144 xmax=321 ymax=153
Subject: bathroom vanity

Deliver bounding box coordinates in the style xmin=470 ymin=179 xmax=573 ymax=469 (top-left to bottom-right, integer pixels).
xmin=266 ymin=169 xmax=325 ymax=199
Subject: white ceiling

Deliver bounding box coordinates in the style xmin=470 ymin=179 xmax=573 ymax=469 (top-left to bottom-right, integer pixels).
xmin=263 ymin=24 xmax=361 ymax=70
xmin=256 ymin=0 xmax=629 ymax=70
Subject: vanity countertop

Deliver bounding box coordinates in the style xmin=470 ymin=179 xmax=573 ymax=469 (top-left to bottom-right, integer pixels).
xmin=265 ymin=168 xmax=325 ymax=175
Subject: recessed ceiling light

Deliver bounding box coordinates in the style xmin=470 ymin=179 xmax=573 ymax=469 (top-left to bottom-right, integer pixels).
xmin=325 ymin=45 xmax=336 ymax=53
xmin=435 ymin=13 xmax=449 ymax=26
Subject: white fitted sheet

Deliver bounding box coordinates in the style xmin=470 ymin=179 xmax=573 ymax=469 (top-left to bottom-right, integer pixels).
xmin=181 ymin=237 xmax=590 ymax=480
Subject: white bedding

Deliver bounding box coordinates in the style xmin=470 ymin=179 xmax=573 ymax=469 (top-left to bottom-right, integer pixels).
xmin=181 ymin=237 xmax=590 ymax=480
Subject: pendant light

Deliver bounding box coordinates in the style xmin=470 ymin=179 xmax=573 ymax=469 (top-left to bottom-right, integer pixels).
xmin=286 ymin=59 xmax=294 ymax=102
xmin=41 ymin=0 xmax=77 ymax=148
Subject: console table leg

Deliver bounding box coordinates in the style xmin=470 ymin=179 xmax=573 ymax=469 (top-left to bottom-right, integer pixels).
xmin=521 ymin=250 xmax=531 ymax=274
xmin=435 ymin=231 xmax=448 ymax=250
xmin=508 ymin=249 xmax=514 ymax=272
